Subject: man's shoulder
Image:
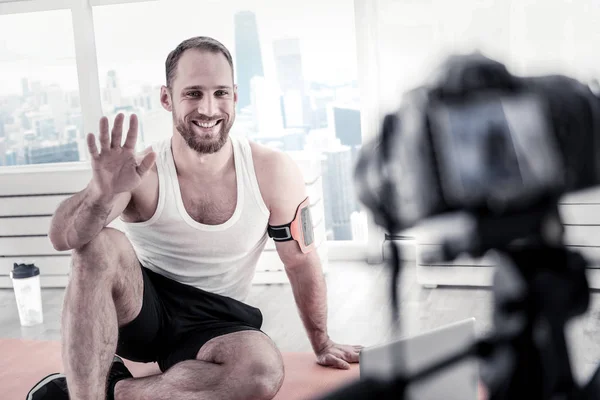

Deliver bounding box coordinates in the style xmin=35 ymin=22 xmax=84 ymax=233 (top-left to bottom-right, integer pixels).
xmin=247 ymin=141 xmax=303 ymax=204
xmin=248 ymin=140 xmax=292 ymax=173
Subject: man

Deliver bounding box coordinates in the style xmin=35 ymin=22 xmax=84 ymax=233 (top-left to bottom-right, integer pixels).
xmin=28 ymin=36 xmax=361 ymax=400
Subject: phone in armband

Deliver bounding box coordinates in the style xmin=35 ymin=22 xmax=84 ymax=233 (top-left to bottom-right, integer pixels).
xmin=267 ymin=197 xmax=316 ymax=254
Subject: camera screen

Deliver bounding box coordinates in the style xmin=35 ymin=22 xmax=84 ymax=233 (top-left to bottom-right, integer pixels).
xmin=429 ymin=93 xmax=563 ymax=209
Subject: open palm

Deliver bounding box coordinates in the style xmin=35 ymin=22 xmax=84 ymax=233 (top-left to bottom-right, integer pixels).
xmin=87 ymin=113 xmax=156 ymax=196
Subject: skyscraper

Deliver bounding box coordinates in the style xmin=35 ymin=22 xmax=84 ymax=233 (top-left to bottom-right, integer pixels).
xmin=234 ymin=11 xmax=264 ymax=110
xmin=273 ymin=38 xmax=303 ymax=91
xmin=273 ymin=38 xmax=312 ymax=129
xmin=322 ymin=146 xmax=356 ymax=240
xmin=21 ymin=78 xmax=29 ymax=97
xmin=107 ymin=70 xmax=118 ymax=89
xmin=103 ymin=70 xmax=122 ymax=109
xmin=333 ymin=105 xmax=362 ymax=147
xmin=5 ymin=149 xmax=17 ymax=166
xmin=250 ymin=76 xmax=283 ymax=136
xmin=46 ymin=84 xmax=68 ymax=137
xmin=25 ymin=141 xmax=80 ymax=164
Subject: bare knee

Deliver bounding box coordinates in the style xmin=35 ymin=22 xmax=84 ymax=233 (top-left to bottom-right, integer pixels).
xmin=242 ymin=355 xmax=285 ymax=400
xmin=198 ymin=332 xmax=285 ymax=399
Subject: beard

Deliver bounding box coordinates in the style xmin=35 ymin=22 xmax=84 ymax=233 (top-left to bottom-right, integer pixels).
xmin=173 ymin=108 xmax=235 ymax=154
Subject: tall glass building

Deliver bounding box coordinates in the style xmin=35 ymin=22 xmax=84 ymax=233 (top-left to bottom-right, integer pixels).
xmin=234 ymin=11 xmax=264 ymax=110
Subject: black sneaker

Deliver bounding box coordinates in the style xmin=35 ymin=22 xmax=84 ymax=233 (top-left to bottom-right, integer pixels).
xmin=26 ymin=373 xmax=69 ymax=399
xmin=26 ymin=356 xmax=133 ymax=400
xmin=106 ymin=355 xmax=133 ymax=400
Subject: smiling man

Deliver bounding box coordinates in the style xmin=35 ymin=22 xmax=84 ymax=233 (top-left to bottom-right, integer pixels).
xmin=28 ymin=36 xmax=362 ymax=400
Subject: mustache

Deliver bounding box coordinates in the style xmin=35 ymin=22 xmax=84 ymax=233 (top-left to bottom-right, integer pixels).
xmin=186 ymin=113 xmax=224 ymax=122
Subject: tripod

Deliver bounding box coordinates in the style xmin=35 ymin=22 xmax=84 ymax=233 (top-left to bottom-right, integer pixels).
xmin=318 ymin=202 xmax=600 ymax=400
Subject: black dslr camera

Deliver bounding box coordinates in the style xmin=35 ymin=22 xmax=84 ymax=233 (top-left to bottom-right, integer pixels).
xmin=356 ymin=52 xmax=600 ymax=237
xmin=321 ymin=54 xmax=600 ymax=400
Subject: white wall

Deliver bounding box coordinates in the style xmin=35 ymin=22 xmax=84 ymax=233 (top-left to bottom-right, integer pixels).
xmin=354 ymin=0 xmax=600 ymax=261
xmin=368 ymin=0 xmax=600 ymax=116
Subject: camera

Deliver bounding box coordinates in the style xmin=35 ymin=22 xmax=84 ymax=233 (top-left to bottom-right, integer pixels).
xmin=355 ymin=53 xmax=600 ymax=239
xmin=338 ymin=53 xmax=600 ymax=400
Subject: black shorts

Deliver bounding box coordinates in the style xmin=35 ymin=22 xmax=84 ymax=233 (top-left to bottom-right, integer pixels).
xmin=116 ymin=267 xmax=263 ymax=372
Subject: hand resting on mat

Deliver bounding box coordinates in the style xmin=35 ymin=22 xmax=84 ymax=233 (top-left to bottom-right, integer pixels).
xmin=316 ymin=340 xmax=363 ymax=370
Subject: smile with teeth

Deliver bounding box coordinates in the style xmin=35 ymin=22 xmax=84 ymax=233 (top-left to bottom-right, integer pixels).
xmin=192 ymin=120 xmax=221 ymax=128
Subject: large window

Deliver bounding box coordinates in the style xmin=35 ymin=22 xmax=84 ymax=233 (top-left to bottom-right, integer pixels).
xmin=3 ymin=0 xmax=599 ymax=247
xmin=92 ymin=0 xmax=367 ymax=241
xmin=0 ymin=9 xmax=83 ymax=167
xmin=373 ymin=0 xmax=600 ymax=117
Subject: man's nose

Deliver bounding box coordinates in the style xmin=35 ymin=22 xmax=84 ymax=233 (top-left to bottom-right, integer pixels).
xmin=197 ymin=96 xmax=217 ymax=117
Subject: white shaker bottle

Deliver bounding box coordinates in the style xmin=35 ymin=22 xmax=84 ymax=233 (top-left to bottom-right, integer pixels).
xmin=10 ymin=263 xmax=44 ymax=326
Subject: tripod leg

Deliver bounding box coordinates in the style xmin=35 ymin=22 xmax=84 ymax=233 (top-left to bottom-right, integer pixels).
xmin=483 ymin=246 xmax=590 ymax=400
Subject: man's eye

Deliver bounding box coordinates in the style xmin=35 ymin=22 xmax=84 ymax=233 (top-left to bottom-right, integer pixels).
xmin=188 ymin=91 xmax=201 ymax=97
xmin=215 ymin=90 xmax=228 ymax=96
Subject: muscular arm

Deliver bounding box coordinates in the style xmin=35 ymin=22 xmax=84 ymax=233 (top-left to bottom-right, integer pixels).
xmin=49 ymin=183 xmax=130 ymax=251
xmin=254 ymin=143 xmax=361 ymax=369
xmin=258 ymin=149 xmax=331 ymax=352
xmin=284 ymin=247 xmax=330 ymax=352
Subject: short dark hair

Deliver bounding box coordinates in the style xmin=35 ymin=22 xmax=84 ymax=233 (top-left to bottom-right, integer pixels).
xmin=165 ymin=36 xmax=234 ymax=88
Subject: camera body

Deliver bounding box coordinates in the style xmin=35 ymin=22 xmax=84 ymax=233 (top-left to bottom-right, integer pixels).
xmin=355 ymin=54 xmax=600 ymax=234
xmin=345 ymin=53 xmax=600 ymax=400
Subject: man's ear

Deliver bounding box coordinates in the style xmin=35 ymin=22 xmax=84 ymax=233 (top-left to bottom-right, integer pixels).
xmin=234 ymin=84 xmax=238 ymax=104
xmin=160 ymin=85 xmax=173 ymax=112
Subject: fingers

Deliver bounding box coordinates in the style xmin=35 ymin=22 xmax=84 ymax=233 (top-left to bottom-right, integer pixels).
xmin=137 ymin=151 xmax=157 ymax=177
xmin=98 ymin=116 xmax=110 ymax=151
xmin=86 ymin=133 xmax=99 ymax=159
xmin=342 ymin=348 xmax=360 ymax=363
xmin=135 ymin=145 xmax=154 ymax=163
xmin=110 ymin=113 xmax=125 ymax=148
xmin=141 ymin=145 xmax=153 ymax=155
xmin=123 ymin=114 xmax=139 ymax=150
xmin=319 ymin=354 xmax=350 ymax=370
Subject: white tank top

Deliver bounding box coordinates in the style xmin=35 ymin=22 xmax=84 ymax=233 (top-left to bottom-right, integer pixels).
xmin=121 ymin=136 xmax=270 ymax=302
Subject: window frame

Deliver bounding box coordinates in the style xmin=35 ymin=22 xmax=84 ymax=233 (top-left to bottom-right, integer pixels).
xmin=0 ymin=0 xmax=385 ymax=258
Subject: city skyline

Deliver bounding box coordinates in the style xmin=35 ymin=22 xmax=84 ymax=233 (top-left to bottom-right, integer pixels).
xmin=0 ymin=0 xmax=359 ymax=97
xmin=0 ymin=5 xmax=367 ymax=241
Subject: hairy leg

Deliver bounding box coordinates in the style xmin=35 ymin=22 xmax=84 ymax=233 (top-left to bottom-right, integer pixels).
xmin=114 ymin=330 xmax=285 ymax=400
xmin=61 ymin=228 xmax=144 ymax=400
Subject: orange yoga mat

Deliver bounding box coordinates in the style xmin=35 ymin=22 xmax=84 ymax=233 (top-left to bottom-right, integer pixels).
xmin=0 ymin=338 xmax=359 ymax=399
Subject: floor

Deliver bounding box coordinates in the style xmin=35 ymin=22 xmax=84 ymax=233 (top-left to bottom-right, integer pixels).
xmin=2 ymin=260 xmax=600 ymax=386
